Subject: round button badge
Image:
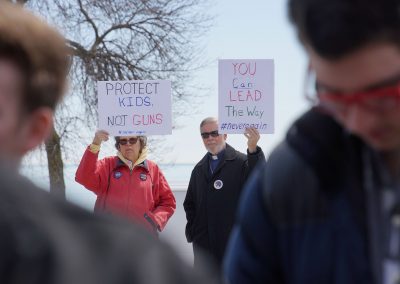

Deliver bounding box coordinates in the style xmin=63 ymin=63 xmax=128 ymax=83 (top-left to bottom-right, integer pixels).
xmin=140 ymin=173 xmax=147 ymax=181
xmin=214 ymin=179 xmax=223 ymax=190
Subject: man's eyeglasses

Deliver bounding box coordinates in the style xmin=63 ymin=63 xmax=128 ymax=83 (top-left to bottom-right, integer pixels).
xmin=119 ymin=137 xmax=139 ymax=146
xmin=305 ymin=69 xmax=400 ymax=114
xmin=201 ymin=130 xmax=219 ymax=139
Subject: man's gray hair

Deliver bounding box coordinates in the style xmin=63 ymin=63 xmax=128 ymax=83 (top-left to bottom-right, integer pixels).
xmin=200 ymin=117 xmax=218 ymax=129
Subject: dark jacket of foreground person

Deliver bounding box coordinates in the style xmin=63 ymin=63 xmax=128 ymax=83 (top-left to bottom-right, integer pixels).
xmin=0 ymin=166 xmax=218 ymax=284
xmin=224 ymin=109 xmax=377 ymax=284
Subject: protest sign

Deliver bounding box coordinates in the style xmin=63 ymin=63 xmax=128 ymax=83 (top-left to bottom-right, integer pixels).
xmin=97 ymin=80 xmax=172 ymax=136
xmin=218 ymin=59 xmax=274 ymax=134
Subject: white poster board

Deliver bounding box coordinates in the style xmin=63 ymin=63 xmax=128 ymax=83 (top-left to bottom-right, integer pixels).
xmin=218 ymin=59 xmax=274 ymax=134
xmin=97 ymin=80 xmax=172 ymax=136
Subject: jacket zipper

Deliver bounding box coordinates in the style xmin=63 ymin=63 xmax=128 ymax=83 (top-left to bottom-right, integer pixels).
xmin=126 ymin=166 xmax=133 ymax=213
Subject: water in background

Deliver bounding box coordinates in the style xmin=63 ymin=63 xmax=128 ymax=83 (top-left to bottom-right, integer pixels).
xmin=20 ymin=163 xmax=195 ymax=263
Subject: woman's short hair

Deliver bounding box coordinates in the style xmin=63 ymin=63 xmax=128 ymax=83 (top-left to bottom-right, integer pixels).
xmin=114 ymin=136 xmax=147 ymax=153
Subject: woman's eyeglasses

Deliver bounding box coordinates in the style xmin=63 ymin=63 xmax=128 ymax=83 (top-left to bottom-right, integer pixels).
xmin=304 ymin=68 xmax=400 ymax=114
xmin=119 ymin=137 xmax=139 ymax=145
xmin=201 ymin=130 xmax=219 ymax=139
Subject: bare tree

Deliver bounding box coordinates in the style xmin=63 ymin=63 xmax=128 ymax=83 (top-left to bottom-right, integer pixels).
xmin=20 ymin=0 xmax=212 ymax=197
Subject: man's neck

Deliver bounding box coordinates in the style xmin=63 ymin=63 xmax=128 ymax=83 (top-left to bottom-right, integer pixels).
xmin=209 ymin=145 xmax=226 ymax=156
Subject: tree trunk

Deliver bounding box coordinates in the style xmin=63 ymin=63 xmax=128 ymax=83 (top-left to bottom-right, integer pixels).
xmin=45 ymin=126 xmax=66 ymax=199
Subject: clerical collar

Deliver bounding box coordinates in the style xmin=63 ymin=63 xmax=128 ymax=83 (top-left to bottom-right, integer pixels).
xmin=208 ymin=149 xmax=225 ymax=161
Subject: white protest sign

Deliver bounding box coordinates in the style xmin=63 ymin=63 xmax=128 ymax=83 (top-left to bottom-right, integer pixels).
xmin=218 ymin=59 xmax=274 ymax=134
xmin=97 ymin=80 xmax=172 ymax=136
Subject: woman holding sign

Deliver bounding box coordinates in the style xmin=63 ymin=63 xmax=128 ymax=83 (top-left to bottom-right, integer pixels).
xmin=75 ymin=130 xmax=176 ymax=235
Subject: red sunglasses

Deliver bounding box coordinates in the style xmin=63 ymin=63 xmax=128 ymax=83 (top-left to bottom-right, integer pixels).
xmin=305 ymin=69 xmax=400 ymax=113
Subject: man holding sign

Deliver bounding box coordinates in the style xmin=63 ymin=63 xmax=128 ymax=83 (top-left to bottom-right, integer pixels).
xmin=183 ymin=117 xmax=265 ymax=268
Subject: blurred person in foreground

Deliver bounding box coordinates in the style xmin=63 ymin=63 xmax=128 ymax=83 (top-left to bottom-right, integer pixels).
xmin=0 ymin=2 xmax=218 ymax=284
xmin=184 ymin=117 xmax=265 ymax=268
xmin=224 ymin=0 xmax=400 ymax=283
xmin=75 ymin=130 xmax=176 ymax=235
